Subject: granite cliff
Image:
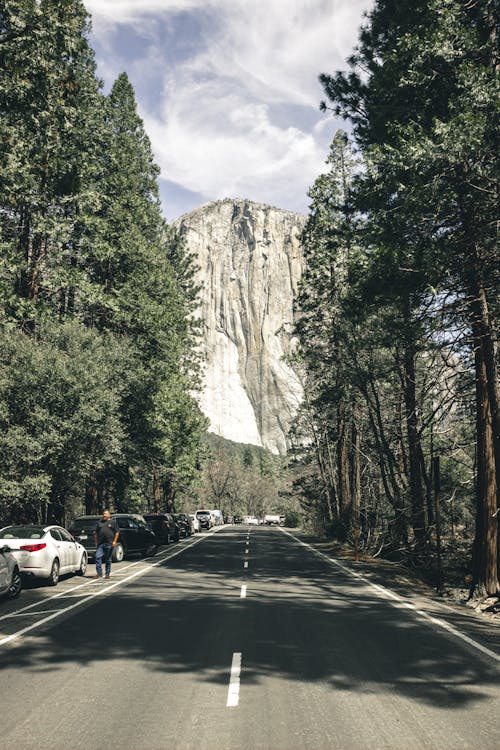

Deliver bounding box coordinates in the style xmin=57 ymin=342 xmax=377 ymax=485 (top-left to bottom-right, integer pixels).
xmin=174 ymin=198 xmax=306 ymax=454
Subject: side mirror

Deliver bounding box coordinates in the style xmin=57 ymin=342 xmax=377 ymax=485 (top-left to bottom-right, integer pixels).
xmin=1 ymin=544 xmax=12 ymax=554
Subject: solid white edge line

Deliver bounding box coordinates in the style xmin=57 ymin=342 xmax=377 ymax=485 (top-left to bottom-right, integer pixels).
xmin=279 ymin=527 xmax=500 ymax=665
xmin=240 ymin=585 xmax=247 ymax=599
xmin=227 ymin=652 xmax=242 ymax=707
xmin=3 ymin=609 xmax=60 ymax=617
xmin=0 ymin=528 xmax=221 ymax=648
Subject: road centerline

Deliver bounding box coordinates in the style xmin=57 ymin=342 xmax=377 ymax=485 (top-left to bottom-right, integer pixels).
xmin=227 ymin=652 xmax=242 ymax=707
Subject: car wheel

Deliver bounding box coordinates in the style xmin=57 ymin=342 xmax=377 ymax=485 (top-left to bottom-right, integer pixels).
xmin=112 ymin=542 xmax=124 ymax=562
xmin=48 ymin=559 xmax=60 ymax=586
xmin=8 ymin=567 xmax=22 ymax=599
xmin=77 ymin=553 xmax=87 ymax=576
xmin=143 ymin=543 xmax=158 ymax=557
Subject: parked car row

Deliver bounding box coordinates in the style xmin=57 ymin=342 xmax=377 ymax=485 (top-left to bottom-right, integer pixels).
xmin=0 ymin=508 xmax=216 ymax=598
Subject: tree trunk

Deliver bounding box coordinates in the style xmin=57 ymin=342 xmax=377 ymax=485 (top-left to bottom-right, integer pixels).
xmin=351 ymin=416 xmax=362 ymax=529
xmin=403 ymin=344 xmax=426 ymax=546
xmin=85 ymin=479 xmax=98 ymax=515
xmin=152 ymin=466 xmax=161 ymax=512
xmin=474 ymin=285 xmax=500 ymax=511
xmin=162 ymin=474 xmax=175 ymax=512
xmin=337 ymin=398 xmax=351 ymax=520
xmin=471 ymin=325 xmax=499 ymax=594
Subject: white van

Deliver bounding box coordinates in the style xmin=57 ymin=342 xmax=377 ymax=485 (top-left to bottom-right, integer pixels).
xmin=210 ymin=509 xmax=223 ymax=526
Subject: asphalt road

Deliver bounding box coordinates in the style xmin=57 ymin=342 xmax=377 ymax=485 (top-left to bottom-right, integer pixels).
xmin=0 ymin=526 xmax=499 ymax=750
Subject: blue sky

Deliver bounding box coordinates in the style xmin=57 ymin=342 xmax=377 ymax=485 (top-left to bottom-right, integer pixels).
xmin=85 ymin=0 xmax=373 ymax=222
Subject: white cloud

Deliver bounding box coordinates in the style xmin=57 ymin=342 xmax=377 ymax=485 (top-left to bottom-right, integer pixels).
xmin=84 ymin=0 xmax=373 ymax=216
xmin=144 ymin=74 xmax=326 ymax=213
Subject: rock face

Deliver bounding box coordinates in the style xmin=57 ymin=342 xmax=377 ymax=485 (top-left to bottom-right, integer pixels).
xmin=174 ymin=198 xmax=306 ymax=454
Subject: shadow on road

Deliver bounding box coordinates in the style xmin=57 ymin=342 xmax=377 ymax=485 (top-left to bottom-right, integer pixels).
xmin=1 ymin=527 xmax=498 ymax=712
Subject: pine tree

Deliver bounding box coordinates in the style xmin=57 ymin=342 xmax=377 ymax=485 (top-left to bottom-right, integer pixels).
xmin=320 ymin=0 xmax=499 ymax=592
xmin=0 ymin=0 xmax=104 ymax=326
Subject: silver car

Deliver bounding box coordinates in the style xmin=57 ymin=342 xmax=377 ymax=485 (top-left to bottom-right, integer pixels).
xmin=0 ymin=525 xmax=88 ymax=586
xmin=0 ymin=543 xmax=22 ymax=599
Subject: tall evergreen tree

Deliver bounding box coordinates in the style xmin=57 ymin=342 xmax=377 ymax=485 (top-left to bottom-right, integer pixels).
xmin=0 ymin=0 xmax=104 ymax=326
xmin=320 ymin=0 xmax=499 ymax=592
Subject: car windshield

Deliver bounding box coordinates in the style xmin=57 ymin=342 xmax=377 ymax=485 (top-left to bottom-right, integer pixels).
xmin=0 ymin=526 xmax=45 ymax=539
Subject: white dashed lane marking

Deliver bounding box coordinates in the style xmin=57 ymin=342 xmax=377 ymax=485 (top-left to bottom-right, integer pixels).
xmin=227 ymin=652 xmax=242 ymax=707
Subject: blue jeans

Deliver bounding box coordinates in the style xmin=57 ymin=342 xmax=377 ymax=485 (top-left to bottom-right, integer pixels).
xmin=95 ymin=542 xmax=112 ymax=575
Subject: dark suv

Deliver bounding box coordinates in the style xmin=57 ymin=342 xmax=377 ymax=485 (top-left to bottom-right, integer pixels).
xmin=176 ymin=513 xmax=194 ymax=537
xmin=68 ymin=514 xmax=158 ymax=561
xmin=171 ymin=513 xmax=189 ymax=538
xmin=143 ymin=513 xmax=180 ymax=544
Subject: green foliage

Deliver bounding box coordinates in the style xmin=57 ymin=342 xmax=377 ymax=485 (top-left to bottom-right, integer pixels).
xmin=294 ymin=0 xmax=496 ymax=590
xmin=192 ymin=434 xmax=294 ymax=519
xmin=0 ymin=3 xmax=207 ymax=523
xmin=0 ymin=320 xmax=124 ymax=524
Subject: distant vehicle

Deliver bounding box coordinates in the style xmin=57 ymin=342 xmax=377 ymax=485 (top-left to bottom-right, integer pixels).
xmin=209 ymin=509 xmax=224 ymax=526
xmin=143 ymin=513 xmax=180 ymax=544
xmin=189 ymin=514 xmax=200 ymax=532
xmin=68 ymin=514 xmax=158 ymax=562
xmin=243 ymin=516 xmax=259 ymax=525
xmin=233 ymin=515 xmax=243 ymax=524
xmin=264 ymin=514 xmax=281 ymax=526
xmin=0 ymin=544 xmax=22 ymax=599
xmin=0 ymin=525 xmax=87 ymax=586
xmin=195 ymin=510 xmax=213 ymax=530
xmin=176 ymin=513 xmax=194 ymax=537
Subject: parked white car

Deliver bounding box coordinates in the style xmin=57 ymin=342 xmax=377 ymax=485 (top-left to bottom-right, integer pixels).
xmin=0 ymin=525 xmax=88 ymax=586
xmin=189 ymin=514 xmax=200 ymax=532
xmin=0 ymin=543 xmax=22 ymax=599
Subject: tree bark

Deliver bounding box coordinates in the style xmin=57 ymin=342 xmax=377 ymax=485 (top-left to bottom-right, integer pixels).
xmin=403 ymin=344 xmax=427 ymax=546
xmin=85 ymin=479 xmax=98 ymax=515
xmin=351 ymin=416 xmax=362 ymax=529
xmin=471 ymin=325 xmax=499 ymax=594
xmin=337 ymin=398 xmax=351 ymax=519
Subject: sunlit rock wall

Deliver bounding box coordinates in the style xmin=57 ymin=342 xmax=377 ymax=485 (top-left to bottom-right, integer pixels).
xmin=174 ymin=198 xmax=306 ymax=454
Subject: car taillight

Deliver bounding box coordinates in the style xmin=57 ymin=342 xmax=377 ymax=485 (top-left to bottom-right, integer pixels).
xmin=20 ymin=543 xmax=47 ymax=552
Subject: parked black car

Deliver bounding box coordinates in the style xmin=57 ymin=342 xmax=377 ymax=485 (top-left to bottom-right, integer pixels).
xmin=177 ymin=513 xmax=194 ymax=537
xmin=68 ymin=513 xmax=158 ymax=561
xmin=143 ymin=513 xmax=180 ymax=544
xmin=172 ymin=513 xmax=192 ymax=538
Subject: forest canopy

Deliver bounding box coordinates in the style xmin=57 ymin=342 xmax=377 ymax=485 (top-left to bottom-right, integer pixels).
xmin=0 ymin=0 xmax=207 ymax=524
xmin=292 ymin=0 xmax=499 ymax=596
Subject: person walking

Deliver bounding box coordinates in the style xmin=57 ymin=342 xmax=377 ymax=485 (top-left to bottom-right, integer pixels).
xmin=94 ymin=510 xmax=119 ymax=579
